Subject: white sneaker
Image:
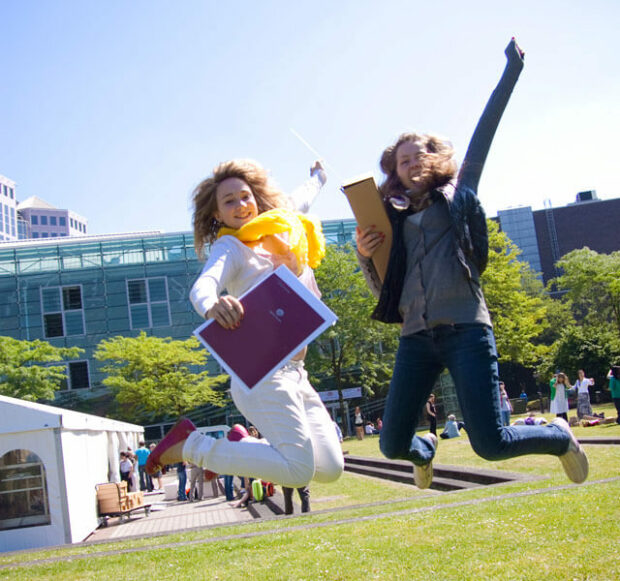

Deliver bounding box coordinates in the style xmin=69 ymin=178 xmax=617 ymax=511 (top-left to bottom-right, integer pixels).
xmin=413 ymin=433 xmax=437 ymax=489
xmin=551 ymin=418 xmax=589 ymax=483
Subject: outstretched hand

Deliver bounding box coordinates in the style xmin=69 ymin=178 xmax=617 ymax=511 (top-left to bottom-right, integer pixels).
xmin=505 ymin=37 xmax=525 ymax=66
xmin=310 ymin=160 xmax=327 ymax=186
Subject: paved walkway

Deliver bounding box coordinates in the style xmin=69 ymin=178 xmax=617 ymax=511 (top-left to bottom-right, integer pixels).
xmin=86 ymin=476 xmax=253 ymax=543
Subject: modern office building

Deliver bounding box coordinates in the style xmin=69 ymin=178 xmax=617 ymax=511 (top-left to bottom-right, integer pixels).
xmin=0 ymin=173 xmax=88 ymax=241
xmin=497 ymin=191 xmax=620 ymax=283
xmin=0 ymin=231 xmax=204 ymax=393
xmin=17 ymin=196 xmax=88 ymax=240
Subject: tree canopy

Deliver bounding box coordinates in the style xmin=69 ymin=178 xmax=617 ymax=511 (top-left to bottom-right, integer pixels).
xmin=307 ymin=246 xmax=400 ymax=385
xmin=552 ymin=248 xmax=620 ymax=339
xmin=0 ymin=336 xmax=83 ymax=401
xmin=306 ymin=245 xmax=399 ymax=418
xmin=94 ymin=332 xmax=227 ymax=422
xmin=481 ymin=220 xmax=553 ymax=367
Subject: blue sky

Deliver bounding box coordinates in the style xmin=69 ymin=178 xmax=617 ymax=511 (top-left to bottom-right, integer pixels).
xmin=1 ymin=1 xmax=618 ymax=235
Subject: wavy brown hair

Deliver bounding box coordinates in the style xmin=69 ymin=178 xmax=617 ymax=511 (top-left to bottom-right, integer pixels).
xmin=192 ymin=159 xmax=286 ymax=259
xmin=379 ymin=132 xmax=458 ymax=202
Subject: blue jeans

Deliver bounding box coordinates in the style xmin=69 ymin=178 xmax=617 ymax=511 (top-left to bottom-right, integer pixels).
xmin=223 ymin=475 xmax=235 ymax=501
xmin=177 ymin=469 xmax=187 ymax=500
xmin=380 ymin=324 xmax=570 ymax=466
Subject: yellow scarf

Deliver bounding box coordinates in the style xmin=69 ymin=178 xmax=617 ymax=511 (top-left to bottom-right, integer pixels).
xmin=217 ymin=208 xmax=326 ymax=275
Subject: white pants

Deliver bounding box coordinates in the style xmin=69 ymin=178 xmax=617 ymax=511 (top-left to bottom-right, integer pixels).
xmin=183 ymin=361 xmax=344 ymax=488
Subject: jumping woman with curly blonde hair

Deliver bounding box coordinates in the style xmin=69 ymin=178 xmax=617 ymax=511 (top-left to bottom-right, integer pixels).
xmin=147 ymin=159 xmax=344 ymax=489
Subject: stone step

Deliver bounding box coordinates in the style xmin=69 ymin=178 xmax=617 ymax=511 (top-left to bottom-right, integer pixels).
xmin=344 ymin=455 xmax=523 ymax=490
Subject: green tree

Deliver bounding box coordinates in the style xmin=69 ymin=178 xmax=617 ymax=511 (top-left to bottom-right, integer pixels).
xmin=552 ymin=324 xmax=620 ymax=388
xmin=306 ymin=245 xmax=399 ymax=433
xmin=0 ymin=336 xmax=83 ymax=401
xmin=94 ymin=332 xmax=227 ymax=422
xmin=481 ymin=220 xmax=552 ymax=367
xmin=551 ymin=248 xmax=620 ymax=339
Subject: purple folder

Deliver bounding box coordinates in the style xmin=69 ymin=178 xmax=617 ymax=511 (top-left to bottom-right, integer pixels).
xmin=194 ymin=266 xmax=337 ymax=391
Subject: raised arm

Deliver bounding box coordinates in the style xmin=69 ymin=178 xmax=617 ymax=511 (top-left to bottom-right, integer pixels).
xmin=457 ymin=38 xmax=525 ymax=193
xmin=288 ymin=160 xmax=327 ymax=213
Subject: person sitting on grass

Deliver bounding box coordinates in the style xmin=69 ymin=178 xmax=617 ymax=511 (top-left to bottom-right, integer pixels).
xmin=440 ymin=415 xmax=465 ymax=439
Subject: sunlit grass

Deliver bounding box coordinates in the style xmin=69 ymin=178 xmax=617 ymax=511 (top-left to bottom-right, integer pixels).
xmin=0 ymin=403 xmax=618 ymax=580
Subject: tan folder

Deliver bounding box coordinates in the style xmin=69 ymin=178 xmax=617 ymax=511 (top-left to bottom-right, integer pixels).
xmin=342 ymin=173 xmax=392 ymax=282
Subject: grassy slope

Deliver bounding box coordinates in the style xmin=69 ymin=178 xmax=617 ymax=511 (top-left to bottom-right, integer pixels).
xmin=1 ymin=405 xmax=619 ymax=580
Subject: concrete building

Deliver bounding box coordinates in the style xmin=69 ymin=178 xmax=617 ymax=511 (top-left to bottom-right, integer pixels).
xmin=17 ymin=196 xmax=88 ymax=240
xmin=497 ymin=191 xmax=620 ymax=283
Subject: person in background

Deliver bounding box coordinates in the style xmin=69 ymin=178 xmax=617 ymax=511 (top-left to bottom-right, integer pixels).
xmin=607 ymin=365 xmax=620 ymax=424
xmin=149 ymin=443 xmax=163 ymax=490
xmin=135 ymin=441 xmax=153 ymax=492
xmin=499 ymin=382 xmax=513 ymax=426
xmin=550 ymin=372 xmax=570 ymax=422
xmin=440 ymin=415 xmax=464 ymax=439
xmin=353 ymin=406 xmax=365 ymax=440
xmin=176 ymin=462 xmax=188 ymax=501
xmin=333 ymin=421 xmax=343 ymax=443
xmin=119 ymin=452 xmax=133 ymax=490
xmin=282 ymin=485 xmax=310 ymax=515
xmin=426 ymin=394 xmax=437 ymax=435
xmin=573 ymin=369 xmax=595 ymax=419
xmin=188 ymin=462 xmax=204 ymax=502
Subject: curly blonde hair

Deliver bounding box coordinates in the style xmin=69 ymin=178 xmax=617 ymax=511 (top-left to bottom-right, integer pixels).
xmin=379 ymin=132 xmax=457 ymax=202
xmin=192 ymin=159 xmax=286 ymax=259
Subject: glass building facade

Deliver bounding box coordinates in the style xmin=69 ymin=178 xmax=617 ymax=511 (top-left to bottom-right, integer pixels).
xmin=0 ymin=221 xmax=357 ymax=394
xmin=497 ymin=206 xmax=542 ymax=274
xmin=0 ymin=232 xmax=205 ymax=390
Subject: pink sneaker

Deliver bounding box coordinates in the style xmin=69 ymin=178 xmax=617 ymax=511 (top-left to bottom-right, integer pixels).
xmin=227 ymin=424 xmax=249 ymax=442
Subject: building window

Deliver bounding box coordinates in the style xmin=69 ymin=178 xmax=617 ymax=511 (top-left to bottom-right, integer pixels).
xmin=41 ymin=233 xmax=49 ymax=238
xmin=59 ymin=217 xmax=66 ymax=226
xmin=40 ymin=216 xmax=48 ymax=226
xmin=32 ymin=232 xmax=39 ymax=238
xmin=0 ymin=450 xmax=51 ymax=531
xmin=67 ymin=361 xmax=90 ymax=389
xmin=50 ymin=216 xmax=57 ymax=226
xmin=41 ymin=285 xmax=85 ymax=338
xmin=31 ymin=215 xmax=38 ymax=225
xmin=127 ymin=277 xmax=171 ymax=329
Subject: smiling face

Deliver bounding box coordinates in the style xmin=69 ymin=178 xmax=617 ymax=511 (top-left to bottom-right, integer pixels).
xmin=395 ymin=140 xmax=429 ymax=195
xmin=215 ymin=177 xmax=259 ymax=229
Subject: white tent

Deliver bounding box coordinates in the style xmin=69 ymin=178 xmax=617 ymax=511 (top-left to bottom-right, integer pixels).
xmin=0 ymin=395 xmax=144 ymax=553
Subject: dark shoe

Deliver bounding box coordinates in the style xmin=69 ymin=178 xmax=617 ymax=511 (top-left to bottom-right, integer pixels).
xmin=146 ymin=418 xmax=196 ymax=475
xmin=227 ymin=424 xmax=249 ymax=442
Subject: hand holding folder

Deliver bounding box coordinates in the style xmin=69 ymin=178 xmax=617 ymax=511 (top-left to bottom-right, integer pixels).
xmin=341 ymin=173 xmax=392 ymax=282
xmin=194 ymin=266 xmax=337 ymax=391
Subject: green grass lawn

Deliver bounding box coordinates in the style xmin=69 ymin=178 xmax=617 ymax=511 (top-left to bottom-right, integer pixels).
xmin=1 ymin=404 xmax=619 ymax=580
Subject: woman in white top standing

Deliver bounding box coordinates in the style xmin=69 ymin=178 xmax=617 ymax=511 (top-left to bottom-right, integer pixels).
xmin=146 ymin=159 xmax=343 ymax=490
xmin=573 ymin=369 xmax=595 ymax=419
